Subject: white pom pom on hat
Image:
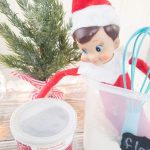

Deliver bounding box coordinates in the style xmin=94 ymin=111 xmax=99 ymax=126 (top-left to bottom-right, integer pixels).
xmin=71 ymin=0 xmax=119 ymax=33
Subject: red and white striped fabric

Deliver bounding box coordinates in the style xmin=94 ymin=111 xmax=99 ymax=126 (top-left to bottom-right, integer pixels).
xmin=11 ymin=72 xmax=46 ymax=89
xmin=11 ymin=72 xmax=64 ymax=99
xmin=47 ymin=88 xmax=64 ymax=99
xmin=31 ymin=87 xmax=64 ymax=99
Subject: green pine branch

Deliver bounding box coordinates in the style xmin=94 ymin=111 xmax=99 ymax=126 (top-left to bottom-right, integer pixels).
xmin=0 ymin=0 xmax=80 ymax=81
xmin=0 ymin=0 xmax=34 ymax=39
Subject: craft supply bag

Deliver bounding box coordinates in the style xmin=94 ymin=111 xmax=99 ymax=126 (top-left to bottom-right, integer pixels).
xmin=84 ymin=79 xmax=150 ymax=150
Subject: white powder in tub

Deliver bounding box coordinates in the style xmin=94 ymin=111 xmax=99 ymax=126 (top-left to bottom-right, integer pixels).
xmin=20 ymin=107 xmax=69 ymax=137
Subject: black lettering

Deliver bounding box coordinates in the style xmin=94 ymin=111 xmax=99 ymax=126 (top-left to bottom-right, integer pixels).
xmin=121 ymin=133 xmax=150 ymax=150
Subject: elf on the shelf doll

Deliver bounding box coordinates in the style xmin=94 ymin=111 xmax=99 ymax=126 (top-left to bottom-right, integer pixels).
xmin=37 ymin=0 xmax=150 ymax=98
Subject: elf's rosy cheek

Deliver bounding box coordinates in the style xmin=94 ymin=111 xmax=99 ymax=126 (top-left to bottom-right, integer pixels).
xmin=100 ymin=54 xmax=110 ymax=61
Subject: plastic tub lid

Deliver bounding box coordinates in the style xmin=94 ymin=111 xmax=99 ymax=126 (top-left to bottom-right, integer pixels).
xmin=10 ymin=98 xmax=77 ymax=146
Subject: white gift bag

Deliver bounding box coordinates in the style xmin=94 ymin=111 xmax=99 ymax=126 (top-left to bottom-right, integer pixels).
xmin=84 ymin=79 xmax=150 ymax=150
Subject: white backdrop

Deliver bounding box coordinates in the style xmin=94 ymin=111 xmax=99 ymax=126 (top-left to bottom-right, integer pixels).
xmin=0 ymin=0 xmax=150 ymax=59
xmin=0 ymin=0 xmax=149 ymax=92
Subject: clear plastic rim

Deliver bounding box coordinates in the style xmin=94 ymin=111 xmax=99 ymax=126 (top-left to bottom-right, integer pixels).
xmin=10 ymin=98 xmax=77 ymax=146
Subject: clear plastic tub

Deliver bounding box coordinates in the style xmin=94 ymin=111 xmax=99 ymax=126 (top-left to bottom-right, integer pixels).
xmin=84 ymin=80 xmax=150 ymax=150
xmin=10 ymin=99 xmax=77 ymax=150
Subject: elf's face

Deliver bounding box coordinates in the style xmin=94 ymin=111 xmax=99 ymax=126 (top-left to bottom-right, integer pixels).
xmin=77 ymin=27 xmax=119 ymax=65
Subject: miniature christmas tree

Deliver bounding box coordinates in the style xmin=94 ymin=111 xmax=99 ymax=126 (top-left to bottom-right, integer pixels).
xmin=0 ymin=0 xmax=80 ymax=81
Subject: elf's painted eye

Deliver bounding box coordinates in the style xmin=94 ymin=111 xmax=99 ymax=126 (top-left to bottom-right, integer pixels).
xmin=96 ymin=45 xmax=103 ymax=52
xmin=82 ymin=49 xmax=88 ymax=54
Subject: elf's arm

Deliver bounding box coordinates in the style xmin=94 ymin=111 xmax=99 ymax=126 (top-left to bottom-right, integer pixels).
xmin=129 ymin=58 xmax=150 ymax=79
xmin=36 ymin=67 xmax=79 ymax=98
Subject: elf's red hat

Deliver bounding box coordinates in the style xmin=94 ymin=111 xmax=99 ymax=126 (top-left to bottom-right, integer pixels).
xmin=72 ymin=0 xmax=119 ymax=33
